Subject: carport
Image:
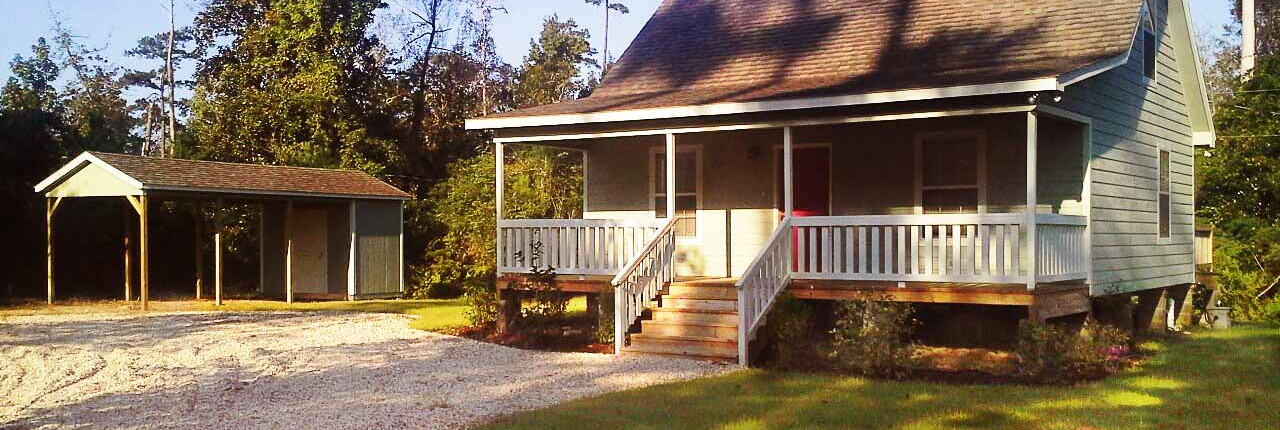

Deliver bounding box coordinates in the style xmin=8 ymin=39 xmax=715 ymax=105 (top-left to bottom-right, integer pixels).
xmin=34 ymin=151 xmax=411 ymax=310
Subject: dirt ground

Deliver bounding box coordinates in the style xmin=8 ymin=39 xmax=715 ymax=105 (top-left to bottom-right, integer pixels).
xmin=0 ymin=311 xmax=732 ymax=429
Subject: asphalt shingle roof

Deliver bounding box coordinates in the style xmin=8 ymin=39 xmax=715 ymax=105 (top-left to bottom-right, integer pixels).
xmin=486 ymin=0 xmax=1142 ymax=120
xmin=89 ymin=152 xmax=410 ymax=199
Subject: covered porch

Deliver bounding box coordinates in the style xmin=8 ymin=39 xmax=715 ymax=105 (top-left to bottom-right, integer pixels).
xmin=495 ymin=104 xmax=1092 ymax=288
xmin=492 ymin=102 xmax=1095 ymax=363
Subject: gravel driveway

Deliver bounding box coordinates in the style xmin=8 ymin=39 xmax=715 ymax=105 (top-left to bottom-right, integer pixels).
xmin=0 ymin=311 xmax=733 ymax=429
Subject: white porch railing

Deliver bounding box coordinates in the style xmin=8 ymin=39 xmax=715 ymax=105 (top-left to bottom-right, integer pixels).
xmin=611 ymin=218 xmax=679 ymax=353
xmin=1035 ymin=214 xmax=1090 ymax=282
xmin=735 ymin=216 xmax=793 ymax=366
xmin=497 ymin=219 xmax=665 ymax=276
xmin=789 ymin=213 xmax=1088 ymax=284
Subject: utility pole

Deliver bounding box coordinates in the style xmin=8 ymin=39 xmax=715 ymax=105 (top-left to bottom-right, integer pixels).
xmin=1243 ymin=0 xmax=1257 ymax=77
xmin=166 ymin=0 xmax=177 ymax=157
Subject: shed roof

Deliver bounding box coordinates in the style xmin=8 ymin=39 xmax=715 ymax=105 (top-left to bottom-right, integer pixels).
xmin=468 ymin=0 xmax=1143 ymax=129
xmin=35 ymin=152 xmax=411 ymax=200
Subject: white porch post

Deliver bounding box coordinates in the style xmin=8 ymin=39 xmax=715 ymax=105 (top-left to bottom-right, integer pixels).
xmin=1025 ymin=112 xmax=1039 ymax=291
xmin=495 ymin=141 xmax=505 ymax=278
xmin=665 ymin=133 xmax=676 ymax=220
xmin=783 ymin=127 xmax=794 ymax=217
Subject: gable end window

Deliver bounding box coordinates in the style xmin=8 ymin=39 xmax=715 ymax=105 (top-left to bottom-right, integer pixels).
xmin=1158 ymin=149 xmax=1171 ymax=239
xmin=1142 ymin=3 xmax=1158 ymax=81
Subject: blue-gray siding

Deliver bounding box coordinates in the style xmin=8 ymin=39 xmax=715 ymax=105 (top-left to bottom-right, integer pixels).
xmin=1058 ymin=0 xmax=1197 ymax=295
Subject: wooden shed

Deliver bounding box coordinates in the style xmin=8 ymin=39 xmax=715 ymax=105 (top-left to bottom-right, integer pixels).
xmin=34 ymin=151 xmax=411 ymax=309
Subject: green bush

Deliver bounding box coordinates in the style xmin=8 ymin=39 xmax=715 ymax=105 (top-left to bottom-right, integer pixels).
xmin=594 ymin=291 xmax=615 ymax=344
xmin=1015 ymin=320 xmax=1131 ymax=383
xmin=463 ymin=285 xmax=500 ymax=326
xmin=827 ymin=292 xmax=917 ymax=377
xmin=762 ymin=293 xmax=812 ymax=365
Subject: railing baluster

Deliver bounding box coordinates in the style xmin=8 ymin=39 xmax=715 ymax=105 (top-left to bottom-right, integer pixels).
xmin=910 ymin=225 xmax=920 ymax=275
xmin=871 ymin=227 xmax=881 ymax=275
xmin=966 ymin=224 xmax=976 ymax=276
xmin=937 ymin=225 xmax=947 ymax=276
xmin=923 ymin=225 xmax=933 ymax=275
xmin=858 ymin=226 xmax=868 ymax=274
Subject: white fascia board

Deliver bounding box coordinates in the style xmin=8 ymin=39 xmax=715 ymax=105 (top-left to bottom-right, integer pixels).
xmin=465 ymin=78 xmax=1060 ymax=130
xmin=33 ymin=151 xmax=145 ymax=194
xmin=140 ymin=184 xmax=412 ymax=201
xmin=1178 ymin=0 xmax=1217 ymax=147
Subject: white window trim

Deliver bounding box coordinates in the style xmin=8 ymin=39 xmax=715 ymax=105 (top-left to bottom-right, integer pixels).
xmin=914 ymin=129 xmax=988 ymax=215
xmin=649 ymin=144 xmax=703 ymax=242
xmin=1157 ymin=145 xmax=1172 ymax=243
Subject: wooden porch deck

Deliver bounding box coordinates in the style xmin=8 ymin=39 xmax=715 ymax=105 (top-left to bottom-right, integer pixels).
xmin=498 ymin=275 xmax=1089 ymax=321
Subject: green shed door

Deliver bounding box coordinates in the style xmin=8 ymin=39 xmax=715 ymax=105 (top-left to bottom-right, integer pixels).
xmin=354 ymin=200 xmax=402 ymax=296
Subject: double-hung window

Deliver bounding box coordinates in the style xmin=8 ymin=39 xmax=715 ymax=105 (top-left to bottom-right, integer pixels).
xmin=1158 ymin=149 xmax=1171 ymax=239
xmin=916 ymin=132 xmax=986 ymax=214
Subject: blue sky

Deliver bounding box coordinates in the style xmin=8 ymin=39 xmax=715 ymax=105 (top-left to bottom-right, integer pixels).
xmin=0 ymin=0 xmax=1236 ymax=101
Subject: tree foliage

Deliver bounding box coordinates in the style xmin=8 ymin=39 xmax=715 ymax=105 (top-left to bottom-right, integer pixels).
xmin=189 ymin=0 xmax=397 ymax=173
xmin=418 ymin=16 xmax=593 ymax=305
xmin=1198 ymin=13 xmax=1280 ymax=320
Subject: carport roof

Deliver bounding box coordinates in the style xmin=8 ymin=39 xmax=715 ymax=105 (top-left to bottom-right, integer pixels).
xmin=35 ymin=151 xmax=411 ymax=200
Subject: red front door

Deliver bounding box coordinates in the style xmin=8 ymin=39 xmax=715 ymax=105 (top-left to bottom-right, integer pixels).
xmin=778 ymin=147 xmax=830 ymax=271
xmin=785 ymin=147 xmax=831 ymax=217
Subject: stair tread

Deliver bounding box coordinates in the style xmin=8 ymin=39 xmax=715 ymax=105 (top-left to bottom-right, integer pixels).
xmin=641 ymin=320 xmax=737 ymax=328
xmin=623 ymin=343 xmax=737 ymax=359
xmin=631 ymin=333 xmax=737 ymax=344
xmin=652 ymin=307 xmax=736 ymax=315
xmin=663 ymin=294 xmax=737 ymax=301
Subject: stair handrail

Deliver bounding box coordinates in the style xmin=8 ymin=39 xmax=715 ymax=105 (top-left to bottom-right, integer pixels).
xmin=610 ymin=217 xmax=680 ymax=354
xmin=734 ymin=216 xmax=793 ymax=366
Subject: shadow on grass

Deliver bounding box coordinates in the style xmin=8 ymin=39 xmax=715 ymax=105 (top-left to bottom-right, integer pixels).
xmin=478 ymin=325 xmax=1280 ymax=430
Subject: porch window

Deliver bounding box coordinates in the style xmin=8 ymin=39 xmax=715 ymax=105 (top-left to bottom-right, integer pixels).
xmin=1158 ymin=149 xmax=1171 ymax=239
xmin=917 ymin=132 xmax=985 ymax=214
xmin=653 ymin=150 xmax=698 ymax=237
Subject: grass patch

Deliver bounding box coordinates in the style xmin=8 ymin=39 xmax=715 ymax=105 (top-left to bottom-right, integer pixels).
xmin=480 ymin=325 xmax=1280 ymax=430
xmin=0 ymin=298 xmax=470 ymax=331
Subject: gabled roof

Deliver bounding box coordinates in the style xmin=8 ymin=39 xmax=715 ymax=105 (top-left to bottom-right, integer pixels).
xmin=35 ymin=152 xmax=411 ymax=200
xmin=468 ymin=0 xmax=1145 ymax=130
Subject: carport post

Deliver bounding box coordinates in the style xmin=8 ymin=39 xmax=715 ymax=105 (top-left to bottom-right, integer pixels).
xmin=214 ymin=198 xmax=224 ymax=306
xmin=46 ymin=197 xmax=60 ymax=304
xmin=139 ymin=195 xmax=150 ymax=311
xmin=124 ymin=212 xmax=132 ymax=302
xmin=194 ymin=203 xmax=203 ymax=301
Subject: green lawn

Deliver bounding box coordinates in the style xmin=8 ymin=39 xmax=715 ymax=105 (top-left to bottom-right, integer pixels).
xmin=480 ymin=325 xmax=1280 ymax=430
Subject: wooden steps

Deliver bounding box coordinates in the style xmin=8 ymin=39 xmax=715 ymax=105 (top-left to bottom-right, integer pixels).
xmin=622 ymin=279 xmax=740 ymax=362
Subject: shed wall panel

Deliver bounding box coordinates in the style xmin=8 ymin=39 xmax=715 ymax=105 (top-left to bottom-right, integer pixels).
xmin=354 ymin=200 xmax=402 ymax=296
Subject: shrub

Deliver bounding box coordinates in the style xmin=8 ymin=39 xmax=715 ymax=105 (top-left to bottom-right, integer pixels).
xmin=762 ymin=292 xmax=813 ymax=365
xmin=512 ymin=241 xmax=568 ymax=325
xmin=1015 ymin=320 xmax=1131 ymax=382
xmin=463 ymin=285 xmax=500 ymax=326
xmin=594 ymin=291 xmax=615 ymax=344
xmin=827 ymin=292 xmax=917 ymax=377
